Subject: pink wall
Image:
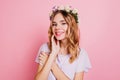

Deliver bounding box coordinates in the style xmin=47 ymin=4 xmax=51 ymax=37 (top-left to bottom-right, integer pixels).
xmin=0 ymin=0 xmax=120 ymax=80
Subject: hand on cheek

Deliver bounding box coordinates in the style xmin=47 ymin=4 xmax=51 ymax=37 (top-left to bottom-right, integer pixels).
xmin=51 ymin=35 xmax=60 ymax=56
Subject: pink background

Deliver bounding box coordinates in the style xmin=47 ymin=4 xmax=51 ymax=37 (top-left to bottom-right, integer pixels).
xmin=0 ymin=0 xmax=120 ymax=80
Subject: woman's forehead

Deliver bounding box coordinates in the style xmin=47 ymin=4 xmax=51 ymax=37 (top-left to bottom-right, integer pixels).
xmin=53 ymin=20 xmax=66 ymax=23
xmin=53 ymin=13 xmax=66 ymax=23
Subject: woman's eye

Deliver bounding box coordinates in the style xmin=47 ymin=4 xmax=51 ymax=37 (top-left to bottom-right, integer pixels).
xmin=52 ymin=23 xmax=57 ymax=26
xmin=61 ymin=23 xmax=67 ymax=25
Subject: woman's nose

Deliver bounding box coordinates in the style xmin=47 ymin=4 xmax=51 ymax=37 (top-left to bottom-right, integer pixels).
xmin=55 ymin=24 xmax=61 ymax=29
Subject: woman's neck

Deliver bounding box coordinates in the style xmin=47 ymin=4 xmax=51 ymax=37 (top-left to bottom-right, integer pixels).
xmin=60 ymin=39 xmax=68 ymax=55
xmin=61 ymin=38 xmax=67 ymax=47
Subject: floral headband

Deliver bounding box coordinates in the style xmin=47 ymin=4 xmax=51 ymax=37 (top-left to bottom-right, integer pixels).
xmin=49 ymin=5 xmax=79 ymax=23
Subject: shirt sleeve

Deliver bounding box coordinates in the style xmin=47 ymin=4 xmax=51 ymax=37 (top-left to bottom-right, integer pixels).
xmin=35 ymin=43 xmax=50 ymax=64
xmin=75 ymin=48 xmax=92 ymax=73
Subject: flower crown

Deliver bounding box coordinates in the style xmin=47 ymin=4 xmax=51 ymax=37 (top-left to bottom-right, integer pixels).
xmin=49 ymin=5 xmax=79 ymax=23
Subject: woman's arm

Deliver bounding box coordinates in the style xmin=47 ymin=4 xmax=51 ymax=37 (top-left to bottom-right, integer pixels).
xmin=35 ymin=35 xmax=60 ymax=80
xmin=51 ymin=63 xmax=84 ymax=80
xmin=74 ymin=72 xmax=84 ymax=80
xmin=51 ymin=63 xmax=70 ymax=80
xmin=35 ymin=52 xmax=56 ymax=80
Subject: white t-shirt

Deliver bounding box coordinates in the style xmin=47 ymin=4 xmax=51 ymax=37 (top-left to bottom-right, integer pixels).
xmin=35 ymin=43 xmax=92 ymax=80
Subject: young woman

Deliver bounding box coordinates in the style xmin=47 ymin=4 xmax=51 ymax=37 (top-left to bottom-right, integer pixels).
xmin=35 ymin=5 xmax=92 ymax=80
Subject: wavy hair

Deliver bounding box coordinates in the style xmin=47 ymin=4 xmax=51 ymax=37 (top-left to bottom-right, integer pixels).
xmin=48 ymin=10 xmax=80 ymax=63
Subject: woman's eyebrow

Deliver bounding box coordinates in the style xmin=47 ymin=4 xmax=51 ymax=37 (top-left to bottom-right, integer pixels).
xmin=52 ymin=20 xmax=66 ymax=23
xmin=52 ymin=21 xmax=56 ymax=23
xmin=60 ymin=20 xmax=66 ymax=23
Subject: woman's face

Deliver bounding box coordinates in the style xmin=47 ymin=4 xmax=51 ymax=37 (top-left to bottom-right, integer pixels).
xmin=52 ymin=13 xmax=68 ymax=41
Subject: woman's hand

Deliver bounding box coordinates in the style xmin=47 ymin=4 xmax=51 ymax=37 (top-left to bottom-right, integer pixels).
xmin=39 ymin=52 xmax=49 ymax=66
xmin=35 ymin=36 xmax=60 ymax=80
xmin=51 ymin=35 xmax=60 ymax=56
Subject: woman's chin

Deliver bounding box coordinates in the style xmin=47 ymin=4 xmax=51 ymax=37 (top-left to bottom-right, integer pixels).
xmin=55 ymin=36 xmax=65 ymax=41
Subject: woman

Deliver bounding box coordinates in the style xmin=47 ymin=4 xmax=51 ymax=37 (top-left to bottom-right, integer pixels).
xmin=35 ymin=5 xmax=92 ymax=80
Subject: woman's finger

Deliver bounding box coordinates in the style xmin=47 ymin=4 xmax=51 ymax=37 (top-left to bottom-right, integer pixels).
xmin=39 ymin=53 xmax=44 ymax=59
xmin=51 ymin=35 xmax=56 ymax=45
xmin=39 ymin=56 xmax=45 ymax=65
xmin=42 ymin=52 xmax=49 ymax=57
xmin=51 ymin=35 xmax=54 ymax=43
xmin=56 ymin=40 xmax=60 ymax=46
xmin=38 ymin=51 xmax=49 ymax=66
xmin=39 ymin=61 xmax=44 ymax=66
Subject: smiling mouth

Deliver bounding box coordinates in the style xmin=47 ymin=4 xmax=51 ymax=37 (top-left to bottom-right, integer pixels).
xmin=55 ymin=30 xmax=64 ymax=36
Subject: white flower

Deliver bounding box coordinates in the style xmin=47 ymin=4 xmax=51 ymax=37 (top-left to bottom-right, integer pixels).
xmin=58 ymin=5 xmax=64 ymax=10
xmin=72 ymin=8 xmax=78 ymax=14
xmin=77 ymin=18 xmax=79 ymax=23
xmin=49 ymin=11 xmax=53 ymax=16
xmin=52 ymin=6 xmax=58 ymax=11
xmin=65 ymin=5 xmax=71 ymax=12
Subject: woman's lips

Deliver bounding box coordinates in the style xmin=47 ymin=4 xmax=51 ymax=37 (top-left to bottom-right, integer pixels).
xmin=55 ymin=30 xmax=64 ymax=36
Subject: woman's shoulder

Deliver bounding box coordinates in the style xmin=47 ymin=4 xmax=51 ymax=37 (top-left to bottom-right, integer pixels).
xmin=39 ymin=42 xmax=50 ymax=52
xmin=76 ymin=48 xmax=92 ymax=72
xmin=78 ymin=48 xmax=89 ymax=59
xmin=40 ymin=42 xmax=48 ymax=47
xmin=80 ymin=48 xmax=87 ymax=54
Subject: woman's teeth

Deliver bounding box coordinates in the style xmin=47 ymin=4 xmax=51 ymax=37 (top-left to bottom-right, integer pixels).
xmin=55 ymin=31 xmax=64 ymax=36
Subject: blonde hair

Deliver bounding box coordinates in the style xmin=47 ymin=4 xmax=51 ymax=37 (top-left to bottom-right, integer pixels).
xmin=48 ymin=10 xmax=80 ymax=63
